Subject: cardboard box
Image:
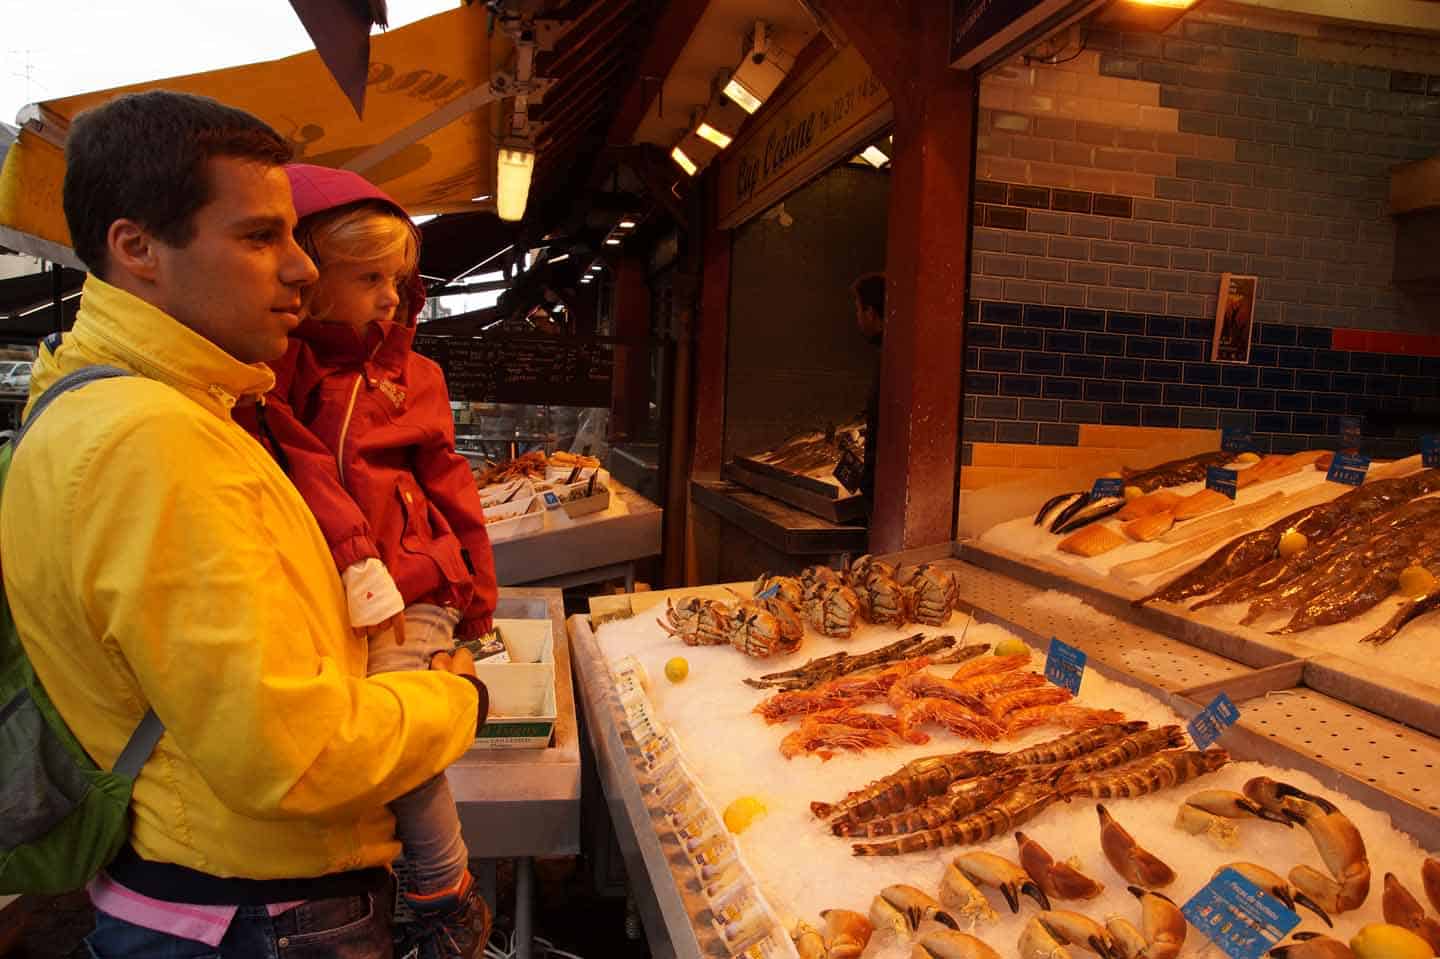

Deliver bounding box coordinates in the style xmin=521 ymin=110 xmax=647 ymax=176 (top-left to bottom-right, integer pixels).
xmin=470 ymin=618 xmax=556 ymax=749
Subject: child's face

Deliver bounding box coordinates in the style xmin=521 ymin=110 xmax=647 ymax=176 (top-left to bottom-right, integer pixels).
xmin=313 ymin=249 xmax=408 ymax=335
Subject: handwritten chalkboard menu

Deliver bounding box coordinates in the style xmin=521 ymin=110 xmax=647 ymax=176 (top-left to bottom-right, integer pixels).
xmin=414 ymin=334 xmax=614 ymax=407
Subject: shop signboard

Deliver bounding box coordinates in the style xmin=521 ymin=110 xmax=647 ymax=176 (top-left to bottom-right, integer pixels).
xmin=714 ymin=44 xmax=893 ymax=230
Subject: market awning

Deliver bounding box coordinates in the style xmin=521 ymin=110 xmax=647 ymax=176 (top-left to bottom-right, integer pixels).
xmin=0 ymin=1 xmax=662 ymax=270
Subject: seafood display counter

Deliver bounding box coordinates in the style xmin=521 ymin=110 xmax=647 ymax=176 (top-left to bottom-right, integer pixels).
xmin=491 ymin=478 xmax=662 ymax=589
xmin=961 ymin=449 xmax=1440 ymax=742
xmin=569 ymin=564 xmax=1440 ymax=959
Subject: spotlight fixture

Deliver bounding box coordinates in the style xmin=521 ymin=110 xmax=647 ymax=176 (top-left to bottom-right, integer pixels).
xmin=470 ymin=194 xmax=492 ymax=203
xmin=580 ymin=275 xmax=593 ymax=284
xmin=618 ymin=219 xmax=637 ymax=229
xmin=859 ymin=145 xmax=890 ymax=168
xmin=722 ymin=21 xmax=792 ymax=114
xmin=671 ymin=145 xmax=699 ymax=176
xmin=589 ymin=264 xmax=603 ymax=273
xmin=696 ymin=122 xmax=733 ymax=149
xmin=604 ymin=237 xmax=621 ymax=246
xmin=548 ymin=252 xmax=571 ymax=264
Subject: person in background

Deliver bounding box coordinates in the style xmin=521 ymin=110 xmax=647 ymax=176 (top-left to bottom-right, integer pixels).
xmin=239 ymin=163 xmax=499 ymax=959
xmin=2 ymin=90 xmax=486 ymax=958
xmin=852 ymin=272 xmax=887 ymax=508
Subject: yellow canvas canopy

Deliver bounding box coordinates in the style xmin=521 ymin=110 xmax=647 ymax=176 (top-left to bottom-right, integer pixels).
xmin=0 ymin=3 xmax=505 ymax=256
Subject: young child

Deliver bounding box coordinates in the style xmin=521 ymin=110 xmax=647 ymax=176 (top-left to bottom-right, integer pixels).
xmin=242 ymin=164 xmax=498 ymax=959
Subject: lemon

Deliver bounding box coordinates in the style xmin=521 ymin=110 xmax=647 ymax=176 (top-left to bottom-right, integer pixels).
xmin=723 ymin=796 xmax=766 ymax=833
xmin=995 ymin=637 xmax=1029 ymax=657
xmin=1351 ymin=923 xmax=1434 ymax=959
xmin=1234 ymin=452 xmax=1261 ymax=465
xmin=664 ymin=657 xmax=689 ymax=683
xmin=1399 ymin=565 xmax=1438 ymax=599
xmin=1278 ymin=529 xmax=1308 ymax=558
xmin=1124 ymin=485 xmax=1143 ymax=500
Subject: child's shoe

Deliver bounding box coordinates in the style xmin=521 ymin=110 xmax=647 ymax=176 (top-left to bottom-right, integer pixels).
xmin=399 ymin=872 xmax=493 ymax=959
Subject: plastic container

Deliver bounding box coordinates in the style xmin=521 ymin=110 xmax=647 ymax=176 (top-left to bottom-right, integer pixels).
xmin=469 ymin=617 xmax=557 ymax=748
xmin=484 ymin=497 xmax=544 ymax=542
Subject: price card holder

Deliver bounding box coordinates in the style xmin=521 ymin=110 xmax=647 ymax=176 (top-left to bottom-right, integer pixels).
xmin=1206 ymin=466 xmax=1238 ymax=500
xmin=1188 ymin=692 xmax=1241 ymax=749
xmin=1044 ymin=637 xmax=1086 ymax=695
xmin=1222 ymin=427 xmax=1254 ymax=453
xmin=1183 ymin=867 xmax=1301 ymax=959
xmin=1091 ymin=477 xmax=1125 ymax=500
xmin=1423 ymin=435 xmax=1440 ymax=469
xmin=1326 ymin=452 xmax=1370 ymax=487
xmin=1339 ymin=416 xmax=1363 ymax=452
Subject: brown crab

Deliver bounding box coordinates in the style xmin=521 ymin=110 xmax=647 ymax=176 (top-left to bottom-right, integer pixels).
xmin=657 ymin=597 xmax=733 ymax=646
xmin=805 ymin=583 xmax=862 ymax=639
xmin=898 ymin=563 xmax=958 ymax=626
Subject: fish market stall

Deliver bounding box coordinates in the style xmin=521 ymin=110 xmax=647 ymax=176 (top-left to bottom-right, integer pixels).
xmin=568 ymin=562 xmax=1440 ymax=959
xmin=959 ymin=448 xmax=1440 ymax=741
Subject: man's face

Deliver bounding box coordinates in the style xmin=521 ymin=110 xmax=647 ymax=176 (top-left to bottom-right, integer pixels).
xmin=150 ymin=157 xmax=318 ymax=364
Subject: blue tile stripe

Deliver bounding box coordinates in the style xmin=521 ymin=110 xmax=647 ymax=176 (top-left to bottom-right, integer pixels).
xmin=963 ymin=300 xmax=1439 ymax=454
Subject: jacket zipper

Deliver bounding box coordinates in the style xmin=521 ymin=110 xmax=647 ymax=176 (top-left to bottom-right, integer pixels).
xmin=336 ymin=373 xmax=363 ymax=484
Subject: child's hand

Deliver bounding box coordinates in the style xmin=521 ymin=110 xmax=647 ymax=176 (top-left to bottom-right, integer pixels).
xmin=353 ymin=611 xmax=406 ymax=647
xmin=429 ymin=646 xmax=476 ymax=678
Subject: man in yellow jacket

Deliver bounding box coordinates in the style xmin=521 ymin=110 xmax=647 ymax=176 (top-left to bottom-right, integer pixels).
xmin=1 ymin=92 xmax=488 ymax=957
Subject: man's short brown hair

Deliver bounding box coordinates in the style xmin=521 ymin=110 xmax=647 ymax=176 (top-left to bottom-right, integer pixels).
xmin=63 ymin=90 xmax=293 ymax=276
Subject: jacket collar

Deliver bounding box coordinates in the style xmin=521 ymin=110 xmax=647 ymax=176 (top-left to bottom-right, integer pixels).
xmin=292 ymin=315 xmax=417 ymax=375
xmin=35 ymin=275 xmax=276 ymax=417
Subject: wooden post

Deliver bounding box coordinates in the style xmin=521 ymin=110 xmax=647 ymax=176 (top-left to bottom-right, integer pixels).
xmin=608 ymin=256 xmax=651 ymax=443
xmin=806 ymin=2 xmax=974 ymax=554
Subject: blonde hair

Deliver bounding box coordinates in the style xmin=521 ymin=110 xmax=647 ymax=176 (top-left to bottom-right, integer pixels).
xmin=299 ymin=202 xmax=420 ymax=323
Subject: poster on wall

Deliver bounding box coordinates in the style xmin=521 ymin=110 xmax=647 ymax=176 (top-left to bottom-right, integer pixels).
xmin=1211 ymin=273 xmax=1258 ymax=364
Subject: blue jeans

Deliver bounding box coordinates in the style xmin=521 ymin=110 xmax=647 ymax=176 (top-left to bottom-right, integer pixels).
xmin=85 ymin=884 xmax=395 ymax=959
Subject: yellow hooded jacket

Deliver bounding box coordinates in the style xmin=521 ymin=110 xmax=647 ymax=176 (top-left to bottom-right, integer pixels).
xmin=0 ymin=276 xmax=479 ymax=879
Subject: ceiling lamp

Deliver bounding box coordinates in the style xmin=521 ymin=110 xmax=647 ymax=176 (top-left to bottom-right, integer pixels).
xmin=696 ymin=122 xmax=733 ymax=149
xmin=1092 ymin=0 xmax=1196 ymax=35
xmin=618 ymin=218 xmax=637 ymax=229
xmin=496 ymin=146 xmax=535 ymax=222
xmin=722 ymin=21 xmax=791 ymax=114
xmin=604 ymin=237 xmax=621 ymax=246
xmin=548 ymin=252 xmax=570 ymax=264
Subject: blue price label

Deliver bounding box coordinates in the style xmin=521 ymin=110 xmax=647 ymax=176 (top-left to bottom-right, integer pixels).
xmin=755 ymin=584 xmax=780 ymax=601
xmin=1091 ymin=477 xmax=1125 ymax=500
xmin=1326 ymin=452 xmax=1370 ymax=487
xmin=1183 ymin=867 xmax=1301 ymax=959
xmin=542 ymin=491 xmax=561 ymax=509
xmin=1423 ymin=435 xmax=1440 ymax=469
xmin=1188 ymin=692 xmax=1241 ymax=749
xmin=1221 ymin=427 xmax=1254 ymax=453
xmin=1339 ymin=416 xmax=1363 ymax=451
xmin=1206 ymin=466 xmax=1238 ymax=500
xmin=1044 ymin=637 xmax=1087 ymax=695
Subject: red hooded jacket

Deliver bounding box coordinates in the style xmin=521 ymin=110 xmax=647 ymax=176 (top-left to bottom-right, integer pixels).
xmin=241 ymin=164 xmax=497 ymax=638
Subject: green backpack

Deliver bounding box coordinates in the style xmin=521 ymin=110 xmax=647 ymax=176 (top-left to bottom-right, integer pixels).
xmin=0 ymin=364 xmax=165 ymax=894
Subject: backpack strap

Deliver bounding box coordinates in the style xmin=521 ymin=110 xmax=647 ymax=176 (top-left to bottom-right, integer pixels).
xmin=9 ymin=363 xmax=165 ymax=775
xmin=14 ymin=364 xmax=131 ymax=450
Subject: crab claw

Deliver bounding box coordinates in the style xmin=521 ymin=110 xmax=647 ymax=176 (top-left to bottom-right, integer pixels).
xmin=1098 ymin=805 xmax=1175 ymax=889
xmin=1036 ymin=910 xmax=1121 ymax=959
xmin=1268 ymin=932 xmax=1355 ymax=959
xmin=955 ymin=851 xmax=1052 ymax=914
xmin=1382 ymin=872 xmax=1440 ymax=953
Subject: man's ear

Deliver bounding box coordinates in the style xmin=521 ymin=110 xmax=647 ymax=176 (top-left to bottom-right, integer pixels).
xmin=105 ymin=219 xmax=160 ymax=282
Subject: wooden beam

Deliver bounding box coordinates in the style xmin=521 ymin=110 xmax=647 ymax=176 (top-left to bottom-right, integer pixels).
xmin=605 ymin=0 xmax=711 ymax=147
xmin=805 ymin=0 xmax=974 ymax=553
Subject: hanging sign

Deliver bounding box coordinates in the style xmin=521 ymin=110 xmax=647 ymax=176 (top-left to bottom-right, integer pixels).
xmin=1044 ymin=637 xmax=1086 ymax=694
xmin=1183 ymin=868 xmax=1301 ymax=959
xmin=1206 ymin=467 xmax=1238 ymax=500
xmin=1188 ymin=693 xmax=1241 ymax=750
xmin=1327 ymin=452 xmax=1370 ymax=487
xmin=715 ymin=44 xmax=893 ymax=230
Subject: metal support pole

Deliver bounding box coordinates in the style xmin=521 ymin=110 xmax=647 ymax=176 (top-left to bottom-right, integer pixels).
xmin=514 ymin=856 xmax=535 ymax=959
